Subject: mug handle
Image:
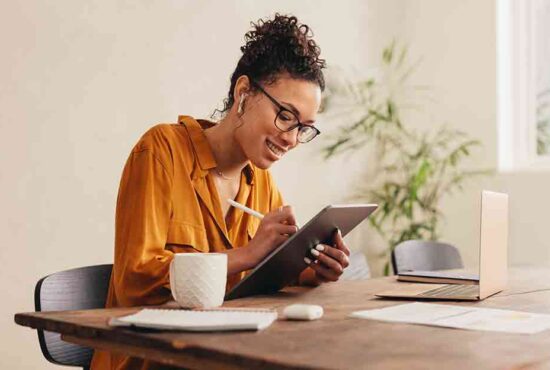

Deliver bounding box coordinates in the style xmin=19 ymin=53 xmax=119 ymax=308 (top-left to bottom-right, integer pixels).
xmin=169 ymin=258 xmax=180 ymax=304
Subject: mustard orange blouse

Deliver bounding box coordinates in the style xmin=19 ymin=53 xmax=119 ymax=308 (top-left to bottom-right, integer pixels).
xmin=90 ymin=116 xmax=284 ymax=370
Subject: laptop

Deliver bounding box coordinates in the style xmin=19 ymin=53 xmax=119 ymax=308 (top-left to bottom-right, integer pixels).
xmin=376 ymin=190 xmax=509 ymax=301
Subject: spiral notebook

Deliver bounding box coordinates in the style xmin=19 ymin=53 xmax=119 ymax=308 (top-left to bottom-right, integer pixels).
xmin=109 ymin=308 xmax=278 ymax=332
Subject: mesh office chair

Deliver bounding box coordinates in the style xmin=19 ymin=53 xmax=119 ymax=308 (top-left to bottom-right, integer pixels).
xmin=34 ymin=264 xmax=112 ymax=369
xmin=391 ymin=240 xmax=463 ymax=274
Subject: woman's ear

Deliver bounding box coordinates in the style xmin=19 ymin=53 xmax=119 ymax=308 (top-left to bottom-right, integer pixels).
xmin=234 ymin=76 xmax=251 ymax=101
xmin=234 ymin=75 xmax=251 ymax=115
xmin=237 ymin=93 xmax=247 ymax=115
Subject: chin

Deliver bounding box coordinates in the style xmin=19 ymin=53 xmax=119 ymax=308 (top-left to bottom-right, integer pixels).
xmin=250 ymin=157 xmax=274 ymax=170
xmin=244 ymin=140 xmax=284 ymax=169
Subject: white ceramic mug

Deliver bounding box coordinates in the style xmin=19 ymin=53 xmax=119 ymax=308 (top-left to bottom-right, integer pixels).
xmin=169 ymin=253 xmax=228 ymax=308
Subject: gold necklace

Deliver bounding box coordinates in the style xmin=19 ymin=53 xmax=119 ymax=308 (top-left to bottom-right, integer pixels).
xmin=214 ymin=168 xmax=236 ymax=181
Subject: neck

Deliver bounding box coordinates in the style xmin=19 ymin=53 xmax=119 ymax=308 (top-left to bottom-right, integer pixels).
xmin=203 ymin=112 xmax=248 ymax=178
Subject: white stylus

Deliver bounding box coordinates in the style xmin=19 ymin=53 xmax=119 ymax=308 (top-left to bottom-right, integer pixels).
xmin=226 ymin=199 xmax=264 ymax=219
xmin=226 ymin=199 xmax=301 ymax=228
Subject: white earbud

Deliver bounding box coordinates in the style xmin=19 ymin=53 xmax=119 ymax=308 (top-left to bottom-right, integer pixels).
xmin=237 ymin=93 xmax=247 ymax=115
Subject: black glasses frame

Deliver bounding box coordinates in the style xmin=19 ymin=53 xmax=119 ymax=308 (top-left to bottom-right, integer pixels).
xmin=249 ymin=79 xmax=321 ymax=143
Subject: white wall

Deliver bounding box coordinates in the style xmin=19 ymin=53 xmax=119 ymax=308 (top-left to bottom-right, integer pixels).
xmin=3 ymin=1 xmax=549 ymax=369
xmin=1 ymin=1 xmax=371 ymax=369
xmin=366 ymin=0 xmax=550 ymax=274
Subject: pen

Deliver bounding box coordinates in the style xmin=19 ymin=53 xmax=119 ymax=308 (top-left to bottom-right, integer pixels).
xmin=226 ymin=199 xmax=301 ymax=228
xmin=227 ymin=199 xmax=264 ymax=219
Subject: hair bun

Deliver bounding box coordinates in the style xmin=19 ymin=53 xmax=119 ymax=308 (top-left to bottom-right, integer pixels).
xmin=240 ymin=14 xmax=325 ymax=75
xmin=221 ymin=13 xmax=326 ymax=113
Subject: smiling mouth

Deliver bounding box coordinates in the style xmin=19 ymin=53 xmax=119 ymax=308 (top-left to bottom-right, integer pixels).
xmin=266 ymin=139 xmax=286 ymax=157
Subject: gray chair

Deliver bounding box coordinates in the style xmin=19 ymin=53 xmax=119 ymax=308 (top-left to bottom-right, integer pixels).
xmin=341 ymin=250 xmax=370 ymax=280
xmin=34 ymin=264 xmax=112 ymax=369
xmin=391 ymin=240 xmax=463 ymax=274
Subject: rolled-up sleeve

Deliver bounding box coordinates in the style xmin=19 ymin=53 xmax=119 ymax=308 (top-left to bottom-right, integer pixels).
xmin=113 ymin=149 xmax=174 ymax=307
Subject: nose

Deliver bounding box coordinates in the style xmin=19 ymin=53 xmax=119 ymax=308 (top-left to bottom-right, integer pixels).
xmin=278 ymin=128 xmax=299 ymax=148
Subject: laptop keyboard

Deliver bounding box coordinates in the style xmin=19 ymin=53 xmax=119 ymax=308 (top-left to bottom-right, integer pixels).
xmin=418 ymin=284 xmax=478 ymax=298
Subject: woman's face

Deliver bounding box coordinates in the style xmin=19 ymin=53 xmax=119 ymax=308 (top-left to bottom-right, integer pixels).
xmin=234 ymin=75 xmax=322 ymax=169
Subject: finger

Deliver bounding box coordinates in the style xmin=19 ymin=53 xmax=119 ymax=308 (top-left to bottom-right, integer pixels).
xmin=274 ymin=223 xmax=298 ymax=236
xmin=279 ymin=205 xmax=298 ymax=226
xmin=311 ymin=250 xmax=345 ymax=275
xmin=307 ymin=259 xmax=340 ymax=281
xmin=313 ymin=245 xmax=349 ymax=268
xmin=302 ymin=266 xmax=329 ymax=284
xmin=333 ymin=229 xmax=350 ymax=256
xmin=270 ymin=205 xmax=298 ymax=226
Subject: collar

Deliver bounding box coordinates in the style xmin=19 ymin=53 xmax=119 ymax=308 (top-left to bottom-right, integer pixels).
xmin=178 ymin=115 xmax=255 ymax=185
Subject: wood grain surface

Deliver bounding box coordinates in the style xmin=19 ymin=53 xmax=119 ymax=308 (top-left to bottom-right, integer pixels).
xmin=15 ymin=267 xmax=550 ymax=370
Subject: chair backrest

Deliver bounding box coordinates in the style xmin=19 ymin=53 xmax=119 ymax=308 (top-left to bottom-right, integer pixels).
xmin=341 ymin=250 xmax=371 ymax=280
xmin=34 ymin=264 xmax=112 ymax=368
xmin=391 ymin=240 xmax=463 ymax=274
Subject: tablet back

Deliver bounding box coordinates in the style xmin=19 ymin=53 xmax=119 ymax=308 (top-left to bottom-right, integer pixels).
xmin=225 ymin=204 xmax=378 ymax=300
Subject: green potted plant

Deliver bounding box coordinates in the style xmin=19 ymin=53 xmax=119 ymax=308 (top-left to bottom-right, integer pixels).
xmin=321 ymin=42 xmax=487 ymax=275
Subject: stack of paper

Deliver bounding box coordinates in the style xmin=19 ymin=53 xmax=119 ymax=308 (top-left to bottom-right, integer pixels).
xmin=351 ymin=302 xmax=550 ymax=334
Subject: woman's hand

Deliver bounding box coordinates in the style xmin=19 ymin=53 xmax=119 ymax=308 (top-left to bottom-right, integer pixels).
xmin=301 ymin=229 xmax=350 ymax=285
xmin=248 ymin=205 xmax=298 ymax=266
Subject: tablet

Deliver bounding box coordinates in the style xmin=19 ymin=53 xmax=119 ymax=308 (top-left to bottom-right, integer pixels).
xmin=225 ymin=204 xmax=378 ymax=300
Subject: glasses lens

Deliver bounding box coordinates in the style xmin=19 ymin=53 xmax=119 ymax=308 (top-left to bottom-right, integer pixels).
xmin=297 ymin=126 xmax=319 ymax=143
xmin=275 ymin=110 xmax=299 ymax=132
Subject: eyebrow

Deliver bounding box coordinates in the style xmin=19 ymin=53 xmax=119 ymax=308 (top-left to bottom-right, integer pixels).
xmin=280 ymin=101 xmax=316 ymax=125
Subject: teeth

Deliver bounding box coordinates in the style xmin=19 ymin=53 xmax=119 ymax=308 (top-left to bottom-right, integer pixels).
xmin=266 ymin=140 xmax=284 ymax=156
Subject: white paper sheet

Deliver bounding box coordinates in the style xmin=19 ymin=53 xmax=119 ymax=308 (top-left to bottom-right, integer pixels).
xmin=350 ymin=302 xmax=550 ymax=334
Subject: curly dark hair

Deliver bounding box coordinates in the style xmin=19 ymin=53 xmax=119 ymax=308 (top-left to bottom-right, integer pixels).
xmin=222 ymin=13 xmax=326 ymax=112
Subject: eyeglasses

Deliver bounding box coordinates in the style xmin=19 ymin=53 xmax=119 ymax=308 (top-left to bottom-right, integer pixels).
xmin=249 ymin=79 xmax=321 ymax=143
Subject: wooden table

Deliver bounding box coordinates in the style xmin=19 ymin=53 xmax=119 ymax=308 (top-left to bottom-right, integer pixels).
xmin=14 ymin=267 xmax=550 ymax=370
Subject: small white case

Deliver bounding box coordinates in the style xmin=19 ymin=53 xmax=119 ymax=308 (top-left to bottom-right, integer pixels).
xmin=282 ymin=304 xmax=324 ymax=321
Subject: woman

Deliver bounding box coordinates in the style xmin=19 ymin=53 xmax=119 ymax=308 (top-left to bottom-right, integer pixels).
xmin=91 ymin=13 xmax=350 ymax=370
